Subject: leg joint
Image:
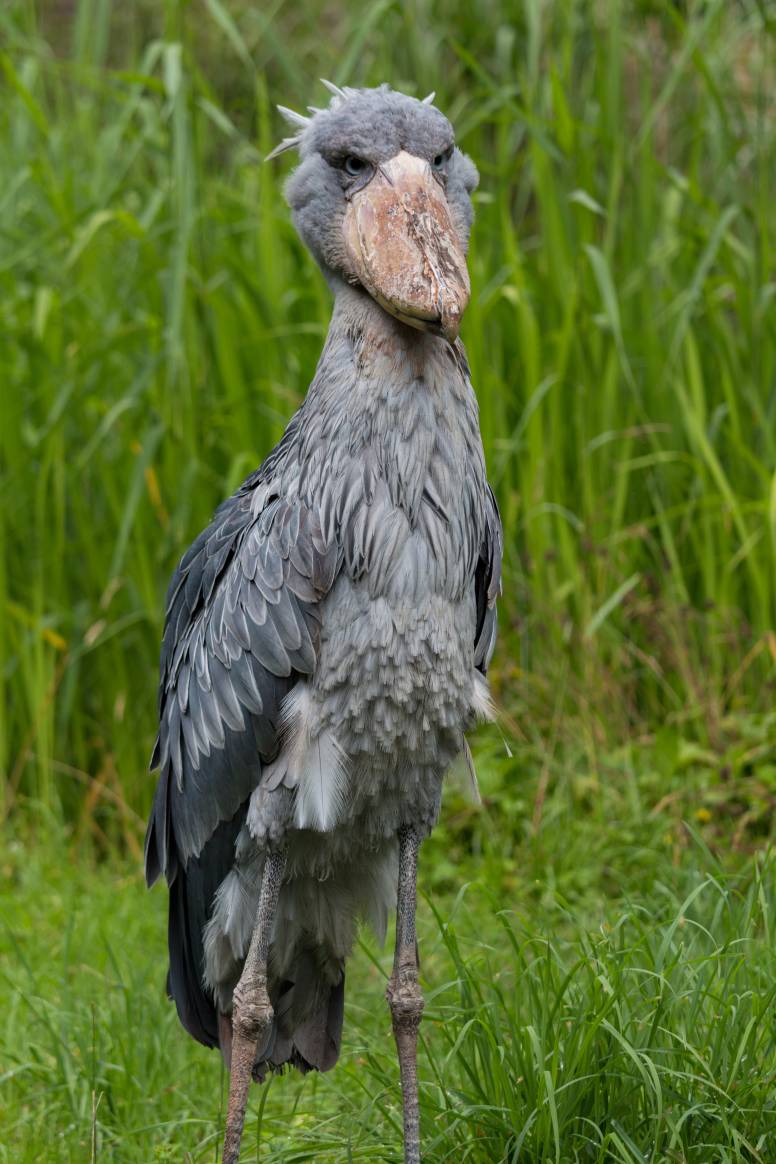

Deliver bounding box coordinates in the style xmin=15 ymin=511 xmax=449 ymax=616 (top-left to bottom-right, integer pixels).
xmin=232 ymin=974 xmax=273 ymax=1042
xmin=388 ymin=977 xmax=425 ymax=1032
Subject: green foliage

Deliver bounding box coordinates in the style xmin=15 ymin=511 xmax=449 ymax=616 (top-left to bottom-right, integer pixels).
xmin=1 ymin=0 xmax=774 ymax=829
xmin=2 ymin=814 xmax=775 ymax=1161
xmin=1 ymin=3 xmax=775 ymax=1157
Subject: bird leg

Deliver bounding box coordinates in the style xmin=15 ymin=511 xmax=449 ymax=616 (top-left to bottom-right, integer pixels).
xmin=222 ymin=847 xmax=286 ymax=1164
xmin=386 ymin=825 xmax=424 ymax=1164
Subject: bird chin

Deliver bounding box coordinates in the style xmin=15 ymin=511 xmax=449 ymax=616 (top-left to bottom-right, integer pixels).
xmin=369 ymin=291 xmax=448 ymax=340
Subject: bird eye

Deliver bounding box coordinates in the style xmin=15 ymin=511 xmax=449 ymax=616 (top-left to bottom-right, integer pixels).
xmin=343 ymin=155 xmax=366 ymax=176
xmin=432 ymin=146 xmax=454 ymax=170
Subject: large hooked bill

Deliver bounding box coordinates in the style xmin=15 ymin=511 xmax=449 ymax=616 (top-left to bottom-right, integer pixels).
xmin=343 ymin=151 xmax=470 ymax=342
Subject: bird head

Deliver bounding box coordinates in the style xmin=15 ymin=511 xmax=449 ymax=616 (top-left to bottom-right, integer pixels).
xmin=269 ymin=83 xmax=479 ymax=342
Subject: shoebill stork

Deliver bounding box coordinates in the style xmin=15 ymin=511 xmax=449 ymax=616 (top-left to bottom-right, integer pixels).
xmin=144 ymin=82 xmax=502 ymax=1164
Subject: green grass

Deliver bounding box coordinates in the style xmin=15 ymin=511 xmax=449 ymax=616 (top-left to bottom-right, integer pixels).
xmin=1 ymin=0 xmax=774 ymax=825
xmin=2 ymin=795 xmax=775 ymax=1162
xmin=2 ymin=1 xmax=776 ymax=1159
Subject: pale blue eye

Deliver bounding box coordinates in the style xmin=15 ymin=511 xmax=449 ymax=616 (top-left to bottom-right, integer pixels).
xmin=343 ymin=156 xmax=366 ymax=176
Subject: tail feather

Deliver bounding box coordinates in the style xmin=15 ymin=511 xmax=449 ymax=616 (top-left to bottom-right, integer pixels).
xmin=219 ymin=945 xmax=345 ymax=1079
xmin=168 ymin=870 xmax=219 ymax=1047
xmin=291 ymin=972 xmax=344 ymax=1072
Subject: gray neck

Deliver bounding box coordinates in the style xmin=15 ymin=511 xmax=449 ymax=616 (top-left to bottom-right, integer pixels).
xmin=329 ymin=280 xmax=453 ymax=364
xmin=287 ymin=280 xmax=483 ymax=532
xmin=306 ymin=279 xmax=470 ymax=414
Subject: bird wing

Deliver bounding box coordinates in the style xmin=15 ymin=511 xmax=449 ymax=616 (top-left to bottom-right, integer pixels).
xmin=144 ymin=467 xmax=339 ymax=1049
xmin=473 ymin=483 xmax=502 ymax=673
xmin=144 ymin=478 xmax=339 ymax=889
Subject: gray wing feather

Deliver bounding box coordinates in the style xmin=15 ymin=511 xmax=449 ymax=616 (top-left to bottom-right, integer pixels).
xmin=145 ymin=483 xmax=339 ymax=888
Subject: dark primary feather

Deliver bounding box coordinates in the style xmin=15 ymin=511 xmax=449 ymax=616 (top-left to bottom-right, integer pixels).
xmin=474 ymin=484 xmax=503 ymax=674
xmin=167 ymin=809 xmax=246 ymax=1047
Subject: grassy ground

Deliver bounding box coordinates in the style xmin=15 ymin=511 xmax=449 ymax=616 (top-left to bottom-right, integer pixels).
xmin=2 ymin=0 xmax=776 ymax=1160
xmin=3 ymin=782 xmax=775 ymax=1163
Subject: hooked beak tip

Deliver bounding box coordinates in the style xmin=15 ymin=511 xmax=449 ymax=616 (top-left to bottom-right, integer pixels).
xmin=440 ymin=302 xmax=463 ymax=342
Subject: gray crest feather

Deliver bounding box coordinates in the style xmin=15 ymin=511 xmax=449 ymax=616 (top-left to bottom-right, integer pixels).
xmin=265 ymin=104 xmax=311 ymax=162
xmin=265 ymin=136 xmax=302 ymax=161
xmin=277 ymin=105 xmax=311 ymax=129
xmin=320 ymin=78 xmax=346 ymax=99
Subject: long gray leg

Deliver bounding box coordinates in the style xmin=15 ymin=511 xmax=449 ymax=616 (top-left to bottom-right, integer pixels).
xmin=386 ymin=825 xmax=424 ymax=1164
xmin=222 ymin=847 xmax=286 ymax=1164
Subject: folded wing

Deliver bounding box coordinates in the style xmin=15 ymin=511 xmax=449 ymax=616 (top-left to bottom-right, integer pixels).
xmin=144 ymin=474 xmax=339 ymax=1046
xmin=473 ymin=483 xmax=502 ymax=673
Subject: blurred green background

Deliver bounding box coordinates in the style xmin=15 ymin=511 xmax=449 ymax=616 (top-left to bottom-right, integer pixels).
xmin=2 ymin=0 xmax=776 ymax=835
xmin=2 ymin=2 xmax=775 ymax=1160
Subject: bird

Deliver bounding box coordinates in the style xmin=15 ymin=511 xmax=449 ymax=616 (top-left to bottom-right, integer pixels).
xmin=144 ymin=81 xmax=502 ymax=1164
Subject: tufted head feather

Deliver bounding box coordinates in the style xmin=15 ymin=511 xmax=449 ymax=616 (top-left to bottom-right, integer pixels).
xmin=265 ymin=105 xmax=312 ymax=162
xmin=265 ymin=81 xmax=443 ymax=162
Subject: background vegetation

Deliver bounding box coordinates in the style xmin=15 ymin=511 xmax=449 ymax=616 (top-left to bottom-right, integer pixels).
xmin=1 ymin=0 xmax=774 ymax=1160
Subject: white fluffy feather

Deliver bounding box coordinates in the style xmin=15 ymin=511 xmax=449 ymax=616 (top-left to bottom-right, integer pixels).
xmin=280 ymin=686 xmax=350 ymax=832
xmin=472 ymin=672 xmax=497 ymax=723
xmin=461 ymin=737 xmax=483 ymax=804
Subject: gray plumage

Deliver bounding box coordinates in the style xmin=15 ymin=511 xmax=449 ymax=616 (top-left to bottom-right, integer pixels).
xmin=145 ymin=83 xmax=501 ymax=1092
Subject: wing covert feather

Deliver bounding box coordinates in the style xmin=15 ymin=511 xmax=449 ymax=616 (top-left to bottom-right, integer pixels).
xmin=144 ymin=485 xmax=339 ymax=889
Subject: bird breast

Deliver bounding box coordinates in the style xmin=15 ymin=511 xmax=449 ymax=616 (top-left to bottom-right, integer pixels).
xmin=311 ymin=387 xmax=486 ymax=825
xmin=265 ymin=324 xmax=492 ymax=839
